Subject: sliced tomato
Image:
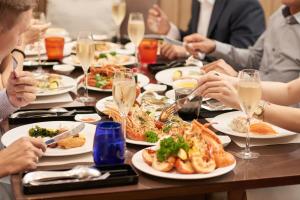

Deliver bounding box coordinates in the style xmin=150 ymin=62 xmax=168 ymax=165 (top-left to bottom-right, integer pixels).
xmin=191 ymin=155 xmax=216 ymax=174
xmin=175 ymin=159 xmax=195 ymax=174
xmin=152 ymin=155 xmax=175 ymax=172
xmin=155 ymin=121 xmax=164 ymax=129
xmin=142 ymin=149 xmax=156 ymax=165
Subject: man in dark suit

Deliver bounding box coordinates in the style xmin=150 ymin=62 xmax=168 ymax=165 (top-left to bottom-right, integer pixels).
xmin=147 ymin=0 xmax=265 ymax=60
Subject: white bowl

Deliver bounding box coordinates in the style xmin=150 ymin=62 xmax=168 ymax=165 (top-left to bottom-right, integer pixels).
xmin=143 ymin=84 xmax=167 ymax=93
xmin=53 ymin=64 xmax=75 ymax=75
xmin=74 ymin=113 xmax=101 ymax=124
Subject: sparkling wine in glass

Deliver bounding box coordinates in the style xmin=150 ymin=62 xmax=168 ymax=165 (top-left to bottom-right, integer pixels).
xmin=112 ymin=69 xmax=136 ymax=157
xmin=236 ymin=69 xmax=262 ymax=159
xmin=77 ymin=31 xmax=96 ymax=103
xmin=112 ymin=0 xmax=126 ymax=43
xmin=128 ymin=12 xmax=145 ymax=68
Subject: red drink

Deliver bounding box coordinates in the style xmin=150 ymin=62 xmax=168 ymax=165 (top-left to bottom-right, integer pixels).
xmin=45 ymin=36 xmax=65 ymax=60
xmin=138 ymin=39 xmax=158 ymax=64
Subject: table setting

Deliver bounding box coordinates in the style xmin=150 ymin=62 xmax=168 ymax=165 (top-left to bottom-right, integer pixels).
xmin=2 ymin=2 xmax=300 ymax=200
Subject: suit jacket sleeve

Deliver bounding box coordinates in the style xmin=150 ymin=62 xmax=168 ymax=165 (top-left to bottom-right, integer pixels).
xmin=179 ymin=0 xmax=199 ymax=39
xmin=228 ymin=0 xmax=265 ymax=48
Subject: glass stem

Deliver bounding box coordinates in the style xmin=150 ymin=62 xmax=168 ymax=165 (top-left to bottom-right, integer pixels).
xmin=84 ymin=71 xmax=89 ymax=98
xmin=245 ymin=116 xmax=251 ymax=154
xmin=121 ymin=114 xmax=127 ymax=139
xmin=135 ymin=46 xmax=139 ymax=68
xmin=117 ymin=25 xmax=121 ymax=44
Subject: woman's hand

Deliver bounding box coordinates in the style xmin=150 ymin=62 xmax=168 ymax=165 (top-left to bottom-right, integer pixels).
xmin=197 ymin=73 xmax=240 ymax=110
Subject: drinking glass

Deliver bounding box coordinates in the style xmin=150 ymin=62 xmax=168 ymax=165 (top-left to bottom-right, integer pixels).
xmin=93 ymin=121 xmax=125 ymax=166
xmin=138 ymin=38 xmax=158 ymax=65
xmin=76 ymin=31 xmax=95 ymax=103
xmin=45 ymin=36 xmax=64 ymax=60
xmin=128 ymin=12 xmax=145 ymax=69
xmin=236 ymin=69 xmax=262 ymax=159
xmin=112 ymin=0 xmax=126 ymax=43
xmin=112 ymin=68 xmax=136 ymax=156
xmin=33 ymin=11 xmax=47 ymax=75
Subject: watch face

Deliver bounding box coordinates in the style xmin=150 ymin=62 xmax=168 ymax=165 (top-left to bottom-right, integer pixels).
xmin=255 ymin=107 xmax=263 ymax=115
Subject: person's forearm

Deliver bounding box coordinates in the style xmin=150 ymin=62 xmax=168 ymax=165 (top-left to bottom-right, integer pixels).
xmin=264 ymin=103 xmax=300 ymax=132
xmin=0 ymin=151 xmax=10 ymax=177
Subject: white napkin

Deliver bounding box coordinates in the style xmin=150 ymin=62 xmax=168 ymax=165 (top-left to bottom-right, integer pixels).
xmin=231 ymin=134 xmax=300 ymax=148
xmin=38 ymin=153 xmax=94 ymax=167
xmin=32 ymin=93 xmax=73 ymax=105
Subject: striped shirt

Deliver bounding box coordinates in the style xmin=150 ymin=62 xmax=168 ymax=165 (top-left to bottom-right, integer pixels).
xmin=0 ymin=90 xmax=18 ymax=120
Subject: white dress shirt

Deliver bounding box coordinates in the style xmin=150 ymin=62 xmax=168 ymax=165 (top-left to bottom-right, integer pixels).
xmin=167 ymin=0 xmax=215 ymax=39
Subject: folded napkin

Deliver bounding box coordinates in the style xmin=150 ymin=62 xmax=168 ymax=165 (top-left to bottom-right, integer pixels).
xmin=231 ymin=134 xmax=300 ymax=148
xmin=38 ymin=153 xmax=94 ymax=167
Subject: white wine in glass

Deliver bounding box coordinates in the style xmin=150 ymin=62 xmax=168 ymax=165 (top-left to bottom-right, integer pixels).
xmin=77 ymin=31 xmax=95 ymax=103
xmin=112 ymin=0 xmax=126 ymax=43
xmin=128 ymin=12 xmax=145 ymax=68
xmin=236 ymin=69 xmax=262 ymax=159
xmin=113 ymin=69 xmax=136 ymax=157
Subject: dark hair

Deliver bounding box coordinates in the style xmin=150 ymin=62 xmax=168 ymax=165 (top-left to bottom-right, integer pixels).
xmin=0 ymin=0 xmax=37 ymax=31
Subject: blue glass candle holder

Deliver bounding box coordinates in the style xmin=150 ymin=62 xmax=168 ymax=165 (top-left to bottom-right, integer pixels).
xmin=93 ymin=121 xmax=125 ymax=166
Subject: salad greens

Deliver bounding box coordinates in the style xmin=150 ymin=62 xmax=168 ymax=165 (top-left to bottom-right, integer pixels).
xmin=29 ymin=126 xmax=60 ymax=138
xmin=156 ymin=136 xmax=189 ymax=162
xmin=145 ymin=131 xmax=159 ymax=143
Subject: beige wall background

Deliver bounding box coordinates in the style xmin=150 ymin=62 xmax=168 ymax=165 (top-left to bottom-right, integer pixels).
xmin=158 ymin=0 xmax=282 ymax=30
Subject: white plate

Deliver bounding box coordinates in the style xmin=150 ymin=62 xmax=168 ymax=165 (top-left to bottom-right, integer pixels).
xmin=37 ymin=75 xmax=76 ymax=97
xmin=132 ymin=147 xmax=236 ymax=180
xmin=165 ymin=89 xmax=210 ymax=102
xmin=63 ymin=54 xmax=136 ymax=67
xmin=1 ymin=121 xmax=96 ymax=157
xmin=212 ymin=111 xmax=298 ymax=139
xmin=155 ymin=66 xmax=202 ymax=86
xmin=78 ymin=73 xmax=149 ymax=93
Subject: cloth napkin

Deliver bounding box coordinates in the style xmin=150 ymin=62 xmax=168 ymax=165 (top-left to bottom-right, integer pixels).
xmin=231 ymin=134 xmax=300 ymax=148
xmin=38 ymin=153 xmax=94 ymax=167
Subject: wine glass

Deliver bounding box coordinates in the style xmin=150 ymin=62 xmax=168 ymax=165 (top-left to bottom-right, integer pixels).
xmin=236 ymin=69 xmax=262 ymax=159
xmin=112 ymin=0 xmax=126 ymax=43
xmin=128 ymin=12 xmax=145 ymax=69
xmin=76 ymin=31 xmax=96 ymax=103
xmin=112 ymin=68 xmax=136 ymax=157
xmin=33 ymin=11 xmax=47 ymax=75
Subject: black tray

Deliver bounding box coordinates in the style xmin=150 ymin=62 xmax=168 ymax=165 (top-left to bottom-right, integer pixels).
xmin=9 ymin=106 xmax=97 ymax=124
xmin=23 ymin=164 xmax=139 ymax=195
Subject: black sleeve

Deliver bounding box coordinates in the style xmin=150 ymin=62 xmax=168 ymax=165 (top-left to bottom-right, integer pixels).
xmin=228 ymin=0 xmax=266 ymax=48
xmin=179 ymin=0 xmax=199 ymax=39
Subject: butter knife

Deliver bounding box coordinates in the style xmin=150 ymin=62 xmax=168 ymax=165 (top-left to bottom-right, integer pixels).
xmin=45 ymin=122 xmax=85 ymax=145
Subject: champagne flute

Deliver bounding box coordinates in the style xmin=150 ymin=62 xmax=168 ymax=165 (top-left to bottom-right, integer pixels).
xmin=236 ymin=69 xmax=262 ymax=159
xmin=128 ymin=12 xmax=145 ymax=69
xmin=112 ymin=69 xmax=136 ymax=156
xmin=112 ymin=0 xmax=126 ymax=43
xmin=76 ymin=31 xmax=96 ymax=103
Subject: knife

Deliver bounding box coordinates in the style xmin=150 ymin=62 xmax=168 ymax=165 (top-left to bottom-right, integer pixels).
xmin=45 ymin=123 xmax=85 ymax=145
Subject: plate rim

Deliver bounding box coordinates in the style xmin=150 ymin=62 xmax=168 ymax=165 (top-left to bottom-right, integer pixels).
xmin=212 ymin=111 xmax=298 ymax=139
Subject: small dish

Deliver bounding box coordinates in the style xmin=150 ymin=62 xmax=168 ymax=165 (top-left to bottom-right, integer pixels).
xmin=53 ymin=64 xmax=75 ymax=75
xmin=143 ymin=84 xmax=167 ymax=93
xmin=75 ymin=113 xmax=101 ymax=124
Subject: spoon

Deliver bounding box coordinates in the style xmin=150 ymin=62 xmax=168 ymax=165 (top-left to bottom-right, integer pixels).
xmin=23 ymin=166 xmax=101 ymax=185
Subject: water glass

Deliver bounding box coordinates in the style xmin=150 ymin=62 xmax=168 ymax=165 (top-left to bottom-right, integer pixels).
xmin=93 ymin=121 xmax=125 ymax=166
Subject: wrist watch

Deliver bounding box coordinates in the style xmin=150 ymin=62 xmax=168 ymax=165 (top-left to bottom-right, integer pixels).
xmin=253 ymin=100 xmax=268 ymax=121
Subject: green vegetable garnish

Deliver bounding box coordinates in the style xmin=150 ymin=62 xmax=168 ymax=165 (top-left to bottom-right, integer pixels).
xmin=156 ymin=136 xmax=189 ymax=162
xmin=145 ymin=111 xmax=151 ymax=115
xmin=145 ymin=131 xmax=159 ymax=143
xmin=99 ymin=53 xmax=107 ymax=59
xmin=96 ymin=80 xmax=107 ymax=88
xmin=29 ymin=126 xmax=60 ymax=138
xmin=95 ymin=74 xmax=101 ymax=81
xmin=110 ymin=51 xmax=117 ymax=56
xmin=162 ymin=125 xmax=172 ymax=133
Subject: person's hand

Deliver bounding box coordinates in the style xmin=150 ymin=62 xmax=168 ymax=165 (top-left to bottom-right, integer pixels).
xmin=6 ymin=71 xmax=37 ymax=108
xmin=160 ymin=43 xmax=187 ymax=60
xmin=202 ymin=59 xmax=238 ymax=77
xmin=0 ymin=137 xmax=46 ymax=176
xmin=23 ymin=22 xmax=50 ymax=45
xmin=147 ymin=4 xmax=171 ymax=34
xmin=197 ymin=73 xmax=240 ymax=110
xmin=183 ymin=33 xmax=216 ymax=55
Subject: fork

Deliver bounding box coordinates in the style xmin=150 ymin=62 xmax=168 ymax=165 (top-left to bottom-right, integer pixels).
xmin=159 ymin=85 xmax=202 ymax=122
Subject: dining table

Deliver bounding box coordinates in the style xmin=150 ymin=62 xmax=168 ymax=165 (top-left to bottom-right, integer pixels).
xmin=3 ymin=64 xmax=300 ymax=200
